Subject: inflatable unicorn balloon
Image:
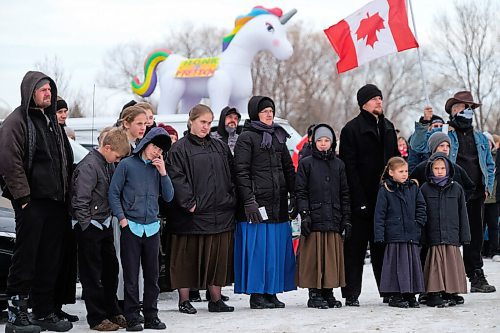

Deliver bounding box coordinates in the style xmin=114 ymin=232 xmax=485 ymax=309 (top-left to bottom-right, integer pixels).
xmin=131 ymin=6 xmax=297 ymax=114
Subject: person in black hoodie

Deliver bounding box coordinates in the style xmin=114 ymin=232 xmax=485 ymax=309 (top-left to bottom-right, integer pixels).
xmin=167 ymin=104 xmax=236 ymax=314
xmin=210 ymin=106 xmax=241 ymax=154
xmin=420 ymin=153 xmax=471 ymax=307
xmin=338 ymin=84 xmax=400 ymax=306
xmin=297 ymin=123 xmax=316 ymax=161
xmin=374 ymin=157 xmax=427 ymax=308
xmin=233 ymin=96 xmax=296 ymax=309
xmin=0 ymin=71 xmax=74 ymax=333
xmin=295 ymin=124 xmax=351 ymax=309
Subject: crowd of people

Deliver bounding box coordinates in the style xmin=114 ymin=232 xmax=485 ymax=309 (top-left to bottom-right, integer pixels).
xmin=0 ymin=71 xmax=498 ymax=332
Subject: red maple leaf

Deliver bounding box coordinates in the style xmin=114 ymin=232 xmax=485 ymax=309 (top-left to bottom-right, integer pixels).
xmin=355 ymin=12 xmax=385 ymax=48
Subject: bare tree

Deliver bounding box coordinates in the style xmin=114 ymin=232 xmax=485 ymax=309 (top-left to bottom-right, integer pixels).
xmin=35 ymin=55 xmax=72 ymax=99
xmin=430 ymin=0 xmax=500 ymax=131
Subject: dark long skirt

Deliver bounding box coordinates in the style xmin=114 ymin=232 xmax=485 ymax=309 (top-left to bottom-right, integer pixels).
xmin=169 ymin=230 xmax=234 ymax=289
xmin=296 ymin=231 xmax=345 ymax=289
xmin=379 ymin=242 xmax=425 ymax=294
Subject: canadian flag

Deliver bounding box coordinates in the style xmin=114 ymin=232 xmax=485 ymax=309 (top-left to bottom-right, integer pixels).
xmin=324 ymin=0 xmax=418 ymax=73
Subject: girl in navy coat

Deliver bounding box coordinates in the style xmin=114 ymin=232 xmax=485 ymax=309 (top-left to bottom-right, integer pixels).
xmin=374 ymin=157 xmax=427 ymax=308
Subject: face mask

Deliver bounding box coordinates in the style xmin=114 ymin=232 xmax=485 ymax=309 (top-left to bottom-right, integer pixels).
xmin=457 ymin=107 xmax=474 ymax=119
xmin=451 ymin=107 xmax=473 ymax=129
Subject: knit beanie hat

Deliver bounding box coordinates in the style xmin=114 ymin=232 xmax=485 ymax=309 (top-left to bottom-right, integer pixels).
xmin=157 ymin=123 xmax=178 ymax=138
xmin=427 ymin=132 xmax=451 ymax=154
xmin=315 ymin=126 xmax=333 ymax=142
xmin=249 ymin=96 xmax=275 ymax=121
xmin=357 ymin=84 xmax=382 ymax=108
xmin=56 ymin=98 xmax=68 ymax=111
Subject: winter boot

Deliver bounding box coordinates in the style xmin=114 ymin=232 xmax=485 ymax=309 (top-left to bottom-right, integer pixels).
xmin=426 ymin=292 xmax=448 ymax=308
xmin=442 ymin=293 xmax=464 ymax=305
xmin=417 ymin=293 xmax=428 ymax=304
xmin=388 ymin=294 xmax=409 ymax=308
xmin=249 ymin=294 xmax=275 ymax=309
xmin=208 ymin=299 xmax=235 ymax=313
xmin=264 ymin=294 xmax=285 ymax=308
xmin=403 ymin=294 xmax=419 ymax=308
xmin=469 ymin=269 xmax=496 ymax=293
xmin=31 ymin=312 xmax=73 ymax=332
xmin=321 ymin=289 xmax=342 ymax=308
xmin=5 ymin=295 xmax=41 ymax=333
xmin=307 ymin=289 xmax=328 ymax=309
xmin=189 ymin=289 xmax=202 ymax=302
xmin=345 ymin=296 xmax=360 ymax=307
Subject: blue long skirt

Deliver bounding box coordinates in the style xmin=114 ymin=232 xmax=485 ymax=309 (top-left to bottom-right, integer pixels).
xmin=234 ymin=221 xmax=296 ymax=294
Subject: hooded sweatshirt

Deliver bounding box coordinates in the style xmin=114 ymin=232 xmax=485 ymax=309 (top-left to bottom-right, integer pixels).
xmin=0 ymin=71 xmax=73 ymax=205
xmin=211 ymin=106 xmax=241 ymax=153
xmin=108 ymin=127 xmax=174 ymax=224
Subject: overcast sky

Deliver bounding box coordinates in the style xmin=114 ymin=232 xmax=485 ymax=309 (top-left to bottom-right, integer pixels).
xmin=0 ymin=0 xmax=456 ymax=115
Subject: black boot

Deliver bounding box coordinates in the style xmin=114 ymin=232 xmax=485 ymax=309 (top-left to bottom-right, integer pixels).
xmin=388 ymin=294 xmax=409 ymax=308
xmin=426 ymin=292 xmax=448 ymax=308
xmin=321 ymin=289 xmax=342 ymax=308
xmin=307 ymin=289 xmax=328 ymax=309
xmin=345 ymin=296 xmax=359 ymax=307
xmin=208 ymin=299 xmax=235 ymax=313
xmin=417 ymin=293 xmax=428 ymax=304
xmin=264 ymin=294 xmax=285 ymax=308
xmin=55 ymin=308 xmax=79 ymax=322
xmin=249 ymin=294 xmax=275 ymax=309
xmin=189 ymin=289 xmax=202 ymax=302
xmin=5 ymin=295 xmax=41 ymax=333
xmin=31 ymin=312 xmax=73 ymax=332
xmin=469 ymin=269 xmax=496 ymax=293
xmin=403 ymin=294 xmax=419 ymax=308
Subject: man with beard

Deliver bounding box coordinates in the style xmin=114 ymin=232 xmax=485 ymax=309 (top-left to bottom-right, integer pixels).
xmin=211 ymin=106 xmax=241 ymax=154
xmin=338 ymin=84 xmax=400 ymax=306
xmin=0 ymin=71 xmax=74 ymax=332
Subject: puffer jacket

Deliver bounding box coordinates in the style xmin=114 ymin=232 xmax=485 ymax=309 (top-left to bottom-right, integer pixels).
xmin=295 ymin=124 xmax=350 ymax=233
xmin=420 ymin=153 xmax=471 ymax=246
xmin=233 ymin=98 xmax=295 ymax=223
xmin=166 ymin=132 xmax=236 ymax=234
xmin=374 ymin=178 xmax=426 ymax=244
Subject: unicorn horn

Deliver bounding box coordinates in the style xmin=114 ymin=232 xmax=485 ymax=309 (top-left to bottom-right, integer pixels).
xmin=280 ymin=8 xmax=297 ymax=24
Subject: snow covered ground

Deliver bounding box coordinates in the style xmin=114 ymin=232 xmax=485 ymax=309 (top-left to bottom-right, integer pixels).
xmin=2 ymin=259 xmax=498 ymax=332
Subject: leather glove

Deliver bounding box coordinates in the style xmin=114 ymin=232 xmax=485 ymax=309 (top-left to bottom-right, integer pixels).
xmin=300 ymin=214 xmax=312 ymax=237
xmin=342 ymin=223 xmax=352 ymax=241
xmin=244 ymin=201 xmax=263 ymax=223
xmin=288 ymin=196 xmax=298 ymax=220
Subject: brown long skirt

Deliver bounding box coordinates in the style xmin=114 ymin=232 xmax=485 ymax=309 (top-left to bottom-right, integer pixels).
xmin=169 ymin=230 xmax=234 ymax=289
xmin=424 ymin=244 xmax=467 ymax=294
xmin=296 ymin=231 xmax=346 ymax=289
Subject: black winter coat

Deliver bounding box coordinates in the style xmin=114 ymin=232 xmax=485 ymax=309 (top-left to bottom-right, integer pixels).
xmin=374 ymin=179 xmax=426 ymax=244
xmin=339 ymin=110 xmax=399 ymax=217
xmin=295 ymin=128 xmax=351 ymax=233
xmin=234 ymin=121 xmax=295 ymax=223
xmin=0 ymin=71 xmax=73 ymax=205
xmin=166 ymin=133 xmax=236 ymax=234
xmin=410 ymin=159 xmax=475 ymax=201
xmin=420 ymin=155 xmax=471 ymax=246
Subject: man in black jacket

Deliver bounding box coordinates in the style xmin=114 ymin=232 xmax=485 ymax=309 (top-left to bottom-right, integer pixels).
xmin=0 ymin=71 xmax=74 ymax=332
xmin=339 ymin=84 xmax=400 ymax=306
xmin=210 ymin=106 xmax=241 ymax=154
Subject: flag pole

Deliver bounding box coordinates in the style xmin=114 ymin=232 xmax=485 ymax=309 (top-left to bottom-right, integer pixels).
xmin=407 ymin=0 xmax=431 ymax=106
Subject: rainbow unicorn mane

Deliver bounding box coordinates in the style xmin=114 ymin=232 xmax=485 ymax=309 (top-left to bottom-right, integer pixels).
xmin=131 ymin=49 xmax=172 ymax=97
xmin=222 ymin=6 xmax=283 ymax=51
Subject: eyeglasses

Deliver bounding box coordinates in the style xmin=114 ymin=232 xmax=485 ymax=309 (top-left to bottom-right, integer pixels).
xmin=259 ymin=110 xmax=274 ymax=115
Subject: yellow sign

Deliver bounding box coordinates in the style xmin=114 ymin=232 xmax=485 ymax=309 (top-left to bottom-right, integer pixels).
xmin=175 ymin=57 xmax=219 ymax=78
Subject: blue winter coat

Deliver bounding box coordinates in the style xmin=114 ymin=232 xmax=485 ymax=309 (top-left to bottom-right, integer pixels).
xmin=108 ymin=128 xmax=174 ymax=224
xmin=374 ymin=178 xmax=427 ymax=244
